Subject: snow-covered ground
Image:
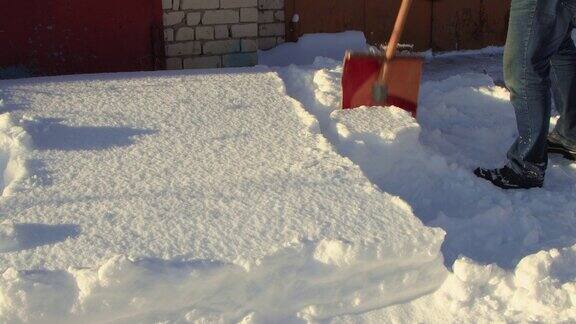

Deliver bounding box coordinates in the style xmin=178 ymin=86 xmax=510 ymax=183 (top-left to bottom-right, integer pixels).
xmin=0 ymin=32 xmax=574 ymax=323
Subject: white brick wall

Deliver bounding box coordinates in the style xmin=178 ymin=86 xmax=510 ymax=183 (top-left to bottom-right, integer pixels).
xmin=215 ymin=25 xmax=229 ymax=39
xmin=257 ymin=0 xmax=285 ymax=50
xmin=181 ymin=0 xmax=219 ymax=10
xmin=231 ymin=24 xmax=257 ymax=38
xmin=186 ymin=12 xmax=201 ymax=25
xmin=163 ymin=12 xmax=185 ymax=26
xmin=202 ymin=10 xmax=239 ymax=24
xmin=221 ymin=0 xmax=257 ymax=8
xmin=203 ymin=39 xmax=240 ymax=55
xmin=258 ymin=0 xmax=283 ymax=10
xmin=162 ymin=0 xmax=173 ymax=10
xmin=175 ymin=27 xmax=195 ymax=41
xmin=240 ymin=8 xmax=258 ymax=22
xmin=163 ymin=0 xmax=286 ymax=69
xmin=196 ymin=26 xmax=214 ymax=40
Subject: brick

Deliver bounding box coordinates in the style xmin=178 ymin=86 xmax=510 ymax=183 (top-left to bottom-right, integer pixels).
xmin=196 ymin=26 xmax=215 ymax=40
xmin=258 ymin=10 xmax=274 ymax=23
xmin=221 ymin=0 xmax=257 ymax=8
xmin=258 ymin=0 xmax=283 ymax=10
xmin=240 ymin=8 xmax=258 ymax=22
xmin=165 ymin=41 xmax=202 ymax=56
xmin=222 ymin=52 xmax=257 ymax=67
xmin=181 ymin=0 xmax=219 ymax=10
xmin=215 ymin=25 xmax=229 ymax=39
xmin=163 ymin=12 xmax=185 ymax=26
xmin=173 ymin=0 xmax=181 ymax=10
xmin=258 ymin=37 xmax=276 ymax=50
xmin=231 ymin=23 xmax=257 ymax=38
xmin=166 ymin=57 xmax=183 ymax=70
xmin=202 ymin=10 xmax=240 ymax=25
xmin=183 ymin=56 xmax=222 ymax=68
xmin=164 ymin=28 xmax=174 ymax=42
xmin=241 ymin=39 xmax=258 ymax=52
xmin=186 ymin=12 xmax=202 ymax=25
xmin=175 ymin=27 xmax=195 ymax=41
xmin=259 ymin=23 xmax=284 ymax=37
xmin=274 ymin=10 xmax=284 ymax=21
xmin=203 ymin=39 xmax=240 ymax=54
xmin=162 ymin=0 xmax=173 ymax=10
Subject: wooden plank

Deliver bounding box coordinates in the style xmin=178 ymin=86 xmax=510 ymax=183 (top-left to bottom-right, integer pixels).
xmin=287 ymin=0 xmax=509 ymax=51
xmin=432 ymin=0 xmax=483 ymax=51
xmin=479 ymin=0 xmax=511 ymax=47
xmin=365 ymin=0 xmax=432 ymax=50
xmin=285 ymin=0 xmax=297 ymax=42
xmin=293 ymin=0 xmax=365 ymax=36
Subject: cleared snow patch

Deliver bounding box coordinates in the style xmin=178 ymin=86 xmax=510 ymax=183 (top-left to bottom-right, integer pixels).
xmin=277 ymin=55 xmax=576 ymax=323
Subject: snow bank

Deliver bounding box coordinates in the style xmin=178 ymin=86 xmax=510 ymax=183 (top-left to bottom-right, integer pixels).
xmin=259 ymin=31 xmax=367 ymax=67
xmin=0 ymin=112 xmax=30 ymax=197
xmin=0 ymin=68 xmax=444 ymax=322
xmin=0 ymin=106 xmax=30 ymax=253
xmin=334 ymin=244 xmax=576 ymax=323
xmin=277 ymin=56 xmax=576 ymax=323
xmin=0 ymin=241 xmax=445 ymax=323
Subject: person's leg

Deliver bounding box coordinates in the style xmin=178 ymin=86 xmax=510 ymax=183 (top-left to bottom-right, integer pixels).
xmin=550 ymin=8 xmax=576 ymax=150
xmin=504 ymin=0 xmax=573 ymax=177
xmin=475 ymin=0 xmax=573 ymax=189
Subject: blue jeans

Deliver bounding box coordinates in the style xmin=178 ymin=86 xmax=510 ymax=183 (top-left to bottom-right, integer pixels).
xmin=505 ymin=0 xmax=576 ymax=178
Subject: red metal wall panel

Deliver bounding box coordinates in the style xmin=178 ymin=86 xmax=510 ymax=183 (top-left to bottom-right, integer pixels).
xmin=0 ymin=0 xmax=164 ymax=77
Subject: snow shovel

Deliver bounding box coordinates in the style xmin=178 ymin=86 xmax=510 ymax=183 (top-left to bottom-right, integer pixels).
xmin=341 ymin=0 xmax=422 ymax=117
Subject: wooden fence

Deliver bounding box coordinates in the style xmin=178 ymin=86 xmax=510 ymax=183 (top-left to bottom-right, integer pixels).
xmin=285 ymin=0 xmax=511 ymax=51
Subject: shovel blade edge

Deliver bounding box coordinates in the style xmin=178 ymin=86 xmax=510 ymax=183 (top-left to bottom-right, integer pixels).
xmin=341 ymin=52 xmax=423 ymax=117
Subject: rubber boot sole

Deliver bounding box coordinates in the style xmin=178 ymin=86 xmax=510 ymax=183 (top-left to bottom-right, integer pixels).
xmin=548 ymin=141 xmax=576 ymax=161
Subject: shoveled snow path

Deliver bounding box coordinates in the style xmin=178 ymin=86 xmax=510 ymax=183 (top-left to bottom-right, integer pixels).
xmin=0 ymin=68 xmax=444 ymax=322
xmin=275 ymin=56 xmax=576 ymax=322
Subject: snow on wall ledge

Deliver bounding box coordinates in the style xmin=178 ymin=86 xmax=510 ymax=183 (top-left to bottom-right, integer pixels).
xmin=0 ymin=69 xmax=445 ymax=322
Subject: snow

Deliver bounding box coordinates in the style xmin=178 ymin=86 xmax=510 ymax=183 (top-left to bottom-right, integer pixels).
xmin=0 ymin=31 xmax=575 ymax=322
xmin=0 ymin=65 xmax=444 ymax=322
xmin=258 ymin=31 xmax=367 ymax=67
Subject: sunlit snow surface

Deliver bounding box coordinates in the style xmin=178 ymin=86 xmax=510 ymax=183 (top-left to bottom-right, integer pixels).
xmin=0 ymin=33 xmax=574 ymax=322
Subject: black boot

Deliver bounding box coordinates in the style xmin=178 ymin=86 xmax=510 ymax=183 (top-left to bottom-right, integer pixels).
xmin=548 ymin=133 xmax=576 ymax=161
xmin=474 ymin=166 xmax=543 ymax=189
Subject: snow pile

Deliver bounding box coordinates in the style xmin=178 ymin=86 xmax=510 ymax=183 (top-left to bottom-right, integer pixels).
xmin=259 ymin=31 xmax=367 ymax=67
xmin=0 ymin=112 xmax=30 ymax=197
xmin=0 ymin=68 xmax=444 ymax=322
xmin=277 ymin=55 xmax=576 ymax=322
xmin=0 ymin=241 xmax=445 ymax=323
xmin=334 ymin=244 xmax=576 ymax=323
xmin=0 ymin=106 xmax=30 ymax=253
xmin=0 ymin=220 xmax=18 ymax=253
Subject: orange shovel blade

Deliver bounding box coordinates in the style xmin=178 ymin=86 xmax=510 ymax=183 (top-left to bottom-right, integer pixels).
xmin=341 ymin=52 xmax=423 ymax=117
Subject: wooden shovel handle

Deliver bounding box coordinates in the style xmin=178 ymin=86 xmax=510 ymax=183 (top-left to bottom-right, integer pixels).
xmin=379 ymin=0 xmax=414 ymax=84
xmin=386 ymin=0 xmax=413 ymax=60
